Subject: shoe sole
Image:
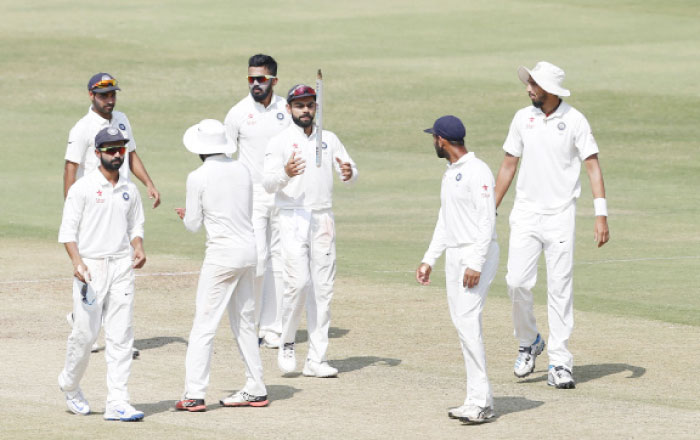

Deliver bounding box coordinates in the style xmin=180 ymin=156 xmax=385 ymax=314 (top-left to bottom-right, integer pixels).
xmin=220 ymin=400 xmax=269 ymax=407
xmin=458 ymin=414 xmax=495 ymax=425
xmin=176 ymin=405 xmax=207 ymax=412
xmin=104 ymin=414 xmax=144 ymax=422
xmin=547 ymin=380 xmax=576 ymax=389
xmin=302 ymin=369 xmax=338 ymax=378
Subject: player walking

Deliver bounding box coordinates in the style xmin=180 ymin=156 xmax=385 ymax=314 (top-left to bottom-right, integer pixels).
xmin=263 ymin=84 xmax=357 ymax=378
xmin=57 ymin=127 xmax=146 ymax=421
xmin=416 ymin=116 xmax=499 ymax=424
xmin=174 ymin=119 xmax=268 ymax=412
xmin=495 ymin=61 xmax=610 ymax=389
xmin=224 ymin=54 xmax=290 ymax=349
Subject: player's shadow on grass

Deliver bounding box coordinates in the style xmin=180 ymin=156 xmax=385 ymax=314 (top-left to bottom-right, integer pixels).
xmin=294 ymin=327 xmax=349 ymax=343
xmin=517 ymin=363 xmax=646 ymax=385
xmin=332 ymin=356 xmax=401 ymax=373
xmin=493 ymin=396 xmax=544 ymax=416
xmin=135 ymin=336 xmax=187 ymax=351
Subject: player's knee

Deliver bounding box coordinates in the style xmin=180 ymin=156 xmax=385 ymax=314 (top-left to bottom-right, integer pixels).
xmin=506 ymin=272 xmax=536 ymax=291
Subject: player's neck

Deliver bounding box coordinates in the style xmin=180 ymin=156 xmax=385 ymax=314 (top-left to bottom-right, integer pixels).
xmin=542 ymin=98 xmax=561 ymax=116
xmin=260 ymin=94 xmax=273 ymax=108
xmin=91 ymin=106 xmax=112 ymax=121
xmin=98 ymin=166 xmax=120 ymax=186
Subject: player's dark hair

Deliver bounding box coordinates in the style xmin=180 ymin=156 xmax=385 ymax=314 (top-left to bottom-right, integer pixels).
xmin=248 ymin=54 xmax=277 ymax=76
xmin=448 ymin=139 xmax=465 ymax=147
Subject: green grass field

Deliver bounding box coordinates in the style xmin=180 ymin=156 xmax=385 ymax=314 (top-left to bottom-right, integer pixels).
xmin=1 ymin=1 xmax=699 ymax=438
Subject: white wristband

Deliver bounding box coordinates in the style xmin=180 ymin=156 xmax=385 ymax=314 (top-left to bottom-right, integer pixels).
xmin=593 ymin=198 xmax=608 ymax=217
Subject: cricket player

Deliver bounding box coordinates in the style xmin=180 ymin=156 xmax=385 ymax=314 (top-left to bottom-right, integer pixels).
xmin=416 ymin=116 xmax=499 ymax=424
xmin=495 ymin=61 xmax=610 ymax=389
xmin=224 ymin=54 xmax=290 ymax=349
xmin=57 ymin=127 xmax=146 ymax=421
xmin=263 ymin=84 xmax=357 ymax=378
xmin=64 ymin=72 xmax=159 ymax=357
xmin=174 ymin=119 xmax=268 ymax=412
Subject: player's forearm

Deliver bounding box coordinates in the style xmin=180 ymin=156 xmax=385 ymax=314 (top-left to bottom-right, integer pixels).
xmin=64 ymin=242 xmax=83 ymax=267
xmin=63 ymin=161 xmax=78 ymax=199
xmin=584 ymin=155 xmax=606 ymax=199
xmin=129 ymin=152 xmax=156 ymax=188
xmin=494 ymin=156 xmax=518 ymax=208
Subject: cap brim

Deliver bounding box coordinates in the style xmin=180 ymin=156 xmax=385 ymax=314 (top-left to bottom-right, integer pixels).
xmin=96 ymin=138 xmax=130 ymax=148
xmin=423 ymin=128 xmax=435 ymax=134
xmin=517 ymin=66 xmax=532 ymax=86
xmin=182 ymin=124 xmax=237 ymax=155
xmin=92 ymin=86 xmax=121 ymax=93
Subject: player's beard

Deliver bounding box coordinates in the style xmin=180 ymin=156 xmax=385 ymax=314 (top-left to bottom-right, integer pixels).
xmin=292 ymin=113 xmax=314 ymax=128
xmin=250 ymin=84 xmax=272 ymax=103
xmin=100 ymin=154 xmax=123 ymax=171
xmin=434 ymin=139 xmax=446 ymax=159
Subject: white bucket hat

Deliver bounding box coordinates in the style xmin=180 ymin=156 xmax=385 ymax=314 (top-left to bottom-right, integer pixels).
xmin=517 ymin=61 xmax=571 ymax=97
xmin=183 ymin=119 xmax=236 ymax=155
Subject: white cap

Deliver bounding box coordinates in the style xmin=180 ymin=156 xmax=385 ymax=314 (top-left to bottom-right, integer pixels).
xmin=518 ymin=61 xmax=571 ymax=97
xmin=183 ymin=119 xmax=236 ymax=155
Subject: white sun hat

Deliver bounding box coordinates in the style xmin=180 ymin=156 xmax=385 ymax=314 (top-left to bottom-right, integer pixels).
xmin=183 ymin=119 xmax=236 ymax=155
xmin=517 ymin=61 xmax=571 ymax=97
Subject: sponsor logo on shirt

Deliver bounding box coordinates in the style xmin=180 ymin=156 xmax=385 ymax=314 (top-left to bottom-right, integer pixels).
xmin=481 ymin=184 xmax=491 ymax=198
xmin=122 ymin=192 xmax=130 ymax=201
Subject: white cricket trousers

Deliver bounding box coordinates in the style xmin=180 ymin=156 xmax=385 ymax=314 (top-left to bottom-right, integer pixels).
xmin=278 ymin=208 xmax=336 ymax=363
xmin=251 ymin=185 xmax=284 ymax=337
xmin=506 ymin=203 xmax=576 ymax=370
xmin=184 ymin=263 xmax=266 ymax=398
xmin=445 ymin=242 xmax=499 ymax=408
xmin=59 ymin=255 xmax=135 ymax=403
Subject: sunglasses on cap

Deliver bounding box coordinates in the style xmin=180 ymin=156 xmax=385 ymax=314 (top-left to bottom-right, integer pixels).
xmin=289 ymin=85 xmax=315 ymax=97
xmin=90 ymin=78 xmax=118 ymax=90
xmin=247 ymin=75 xmax=276 ymax=84
xmin=97 ymin=146 xmax=126 ymax=155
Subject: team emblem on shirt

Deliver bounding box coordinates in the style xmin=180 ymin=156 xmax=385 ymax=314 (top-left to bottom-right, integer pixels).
xmin=456 ymin=173 xmax=462 ymax=181
xmin=322 ymin=142 xmax=328 ymax=149
xmin=119 ymin=123 xmax=126 ymax=130
xmin=557 ymin=122 xmax=566 ymax=131
xmin=277 ymin=112 xmax=284 ymax=120
xmin=122 ymin=192 xmax=130 ymax=201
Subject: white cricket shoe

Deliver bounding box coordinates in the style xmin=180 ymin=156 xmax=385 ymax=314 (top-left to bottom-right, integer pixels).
xmin=547 ymin=365 xmax=576 ymax=389
xmin=219 ymin=390 xmax=269 ymax=407
xmin=63 ymin=387 xmax=91 ymax=415
xmin=453 ymin=405 xmax=495 ymax=424
xmin=261 ymin=332 xmax=281 ymax=349
xmin=302 ymin=360 xmax=338 ymax=378
xmin=103 ymin=401 xmax=144 ymax=422
xmin=514 ymin=333 xmax=545 ymax=378
xmin=278 ymin=342 xmax=296 ymax=374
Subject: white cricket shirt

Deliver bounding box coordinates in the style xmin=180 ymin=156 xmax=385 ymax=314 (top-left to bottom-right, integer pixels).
xmin=183 ymin=155 xmax=257 ymax=268
xmin=65 ymin=108 xmax=136 ymax=181
xmin=224 ymin=94 xmax=290 ymax=185
xmin=422 ymin=152 xmax=497 ymax=272
xmin=58 ymin=168 xmax=144 ymax=259
xmin=263 ymin=124 xmax=358 ymax=211
xmin=502 ymin=101 xmax=599 ymax=214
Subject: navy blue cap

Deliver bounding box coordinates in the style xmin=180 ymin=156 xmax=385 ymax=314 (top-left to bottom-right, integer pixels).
xmin=423 ymin=115 xmax=466 ymax=141
xmin=95 ymin=127 xmax=129 ymax=149
xmin=287 ymin=84 xmax=316 ymax=103
xmin=87 ymin=73 xmax=121 ymax=93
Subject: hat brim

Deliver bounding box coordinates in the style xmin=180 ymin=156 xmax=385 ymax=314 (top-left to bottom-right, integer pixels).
xmin=91 ymin=86 xmax=121 ymax=94
xmin=182 ymin=124 xmax=237 ymax=155
xmin=517 ymin=66 xmax=570 ymax=97
xmin=423 ymin=128 xmax=435 ymax=134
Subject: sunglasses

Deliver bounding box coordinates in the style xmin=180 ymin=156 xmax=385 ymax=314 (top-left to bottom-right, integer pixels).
xmin=247 ymin=75 xmax=276 ymax=84
xmin=97 ymin=146 xmax=126 ymax=155
xmin=289 ymin=85 xmax=316 ymax=97
xmin=90 ymin=78 xmax=118 ymax=90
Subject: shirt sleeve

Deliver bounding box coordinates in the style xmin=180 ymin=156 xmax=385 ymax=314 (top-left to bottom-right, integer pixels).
xmin=127 ymin=186 xmax=145 ymax=241
xmin=502 ymin=112 xmax=524 ymax=157
xmin=422 ymin=208 xmax=448 ymax=267
xmin=58 ymin=183 xmax=85 ymax=243
xmin=262 ymin=138 xmax=291 ymax=194
xmin=574 ymin=115 xmax=599 ymax=160
xmin=462 ymin=166 xmax=496 ymax=272
xmin=331 ymin=134 xmax=359 ymax=185
xmin=65 ymin=122 xmax=88 ymax=165
xmin=121 ymin=115 xmax=137 ymax=153
xmin=183 ymin=171 xmax=204 ymax=233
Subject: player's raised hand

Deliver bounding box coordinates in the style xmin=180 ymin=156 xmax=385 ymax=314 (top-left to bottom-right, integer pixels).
xmin=416 ymin=263 xmax=432 ymax=286
xmin=285 ymin=151 xmax=306 ymax=177
xmin=594 ymin=216 xmax=610 ymax=248
xmin=336 ymin=157 xmax=353 ymax=181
